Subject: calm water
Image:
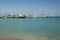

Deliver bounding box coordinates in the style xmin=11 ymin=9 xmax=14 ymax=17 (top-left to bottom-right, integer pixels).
xmin=0 ymin=18 xmax=60 ymax=40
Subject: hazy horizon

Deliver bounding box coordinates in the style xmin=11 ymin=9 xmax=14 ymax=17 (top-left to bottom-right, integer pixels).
xmin=0 ymin=0 xmax=60 ymax=16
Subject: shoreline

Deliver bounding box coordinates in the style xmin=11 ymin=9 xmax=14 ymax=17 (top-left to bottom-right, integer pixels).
xmin=0 ymin=37 xmax=21 ymax=40
xmin=0 ymin=35 xmax=60 ymax=40
xmin=0 ymin=32 xmax=60 ymax=40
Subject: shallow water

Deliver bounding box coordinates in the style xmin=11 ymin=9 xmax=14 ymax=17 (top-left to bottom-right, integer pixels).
xmin=0 ymin=18 xmax=60 ymax=40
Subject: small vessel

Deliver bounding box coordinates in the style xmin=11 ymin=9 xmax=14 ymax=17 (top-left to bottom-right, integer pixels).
xmin=15 ymin=14 xmax=26 ymax=18
xmin=18 ymin=16 xmax=26 ymax=18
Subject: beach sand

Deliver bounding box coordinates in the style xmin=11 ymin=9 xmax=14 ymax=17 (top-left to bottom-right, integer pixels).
xmin=0 ymin=36 xmax=58 ymax=40
xmin=0 ymin=37 xmax=21 ymax=40
xmin=0 ymin=35 xmax=60 ymax=40
xmin=0 ymin=32 xmax=60 ymax=40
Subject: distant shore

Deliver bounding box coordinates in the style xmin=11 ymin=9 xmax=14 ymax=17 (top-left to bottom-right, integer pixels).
xmin=0 ymin=16 xmax=60 ymax=18
xmin=0 ymin=14 xmax=60 ymax=18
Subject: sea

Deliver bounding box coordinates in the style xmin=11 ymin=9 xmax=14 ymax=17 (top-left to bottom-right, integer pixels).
xmin=0 ymin=18 xmax=60 ymax=40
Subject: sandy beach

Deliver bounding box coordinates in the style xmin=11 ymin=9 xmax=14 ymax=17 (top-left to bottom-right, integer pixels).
xmin=0 ymin=32 xmax=60 ymax=40
xmin=0 ymin=36 xmax=58 ymax=40
xmin=0 ymin=37 xmax=21 ymax=40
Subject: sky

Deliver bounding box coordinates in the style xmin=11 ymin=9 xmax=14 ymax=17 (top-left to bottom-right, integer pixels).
xmin=0 ymin=0 xmax=60 ymax=16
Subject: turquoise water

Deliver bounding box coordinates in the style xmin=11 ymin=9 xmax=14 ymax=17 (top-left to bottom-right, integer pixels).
xmin=0 ymin=18 xmax=60 ymax=40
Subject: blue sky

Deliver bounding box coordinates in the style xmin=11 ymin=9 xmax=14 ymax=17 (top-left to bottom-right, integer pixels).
xmin=0 ymin=0 xmax=60 ymax=16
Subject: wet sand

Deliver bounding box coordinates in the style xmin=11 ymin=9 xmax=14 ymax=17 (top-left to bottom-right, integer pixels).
xmin=0 ymin=36 xmax=60 ymax=40
xmin=0 ymin=37 xmax=21 ymax=40
xmin=0 ymin=32 xmax=60 ymax=40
